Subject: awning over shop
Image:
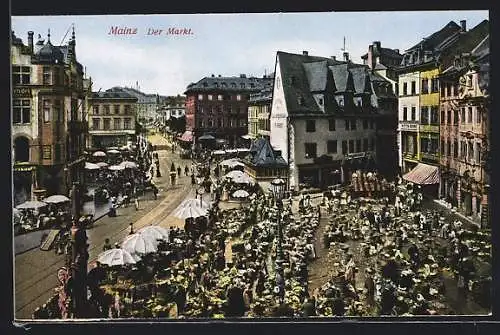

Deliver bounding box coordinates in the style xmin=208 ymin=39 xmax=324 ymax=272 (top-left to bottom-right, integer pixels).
xmin=178 ymin=130 xmax=193 ymax=142
xmin=403 ymin=163 xmax=440 ymax=185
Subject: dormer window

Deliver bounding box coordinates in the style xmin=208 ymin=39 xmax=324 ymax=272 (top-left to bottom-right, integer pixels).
xmin=231 ymin=83 xmax=237 ymax=88
xmin=318 ymin=98 xmax=324 ymax=106
xmin=338 ymin=97 xmax=344 ymax=107
xmin=240 ymin=83 xmax=245 ymax=89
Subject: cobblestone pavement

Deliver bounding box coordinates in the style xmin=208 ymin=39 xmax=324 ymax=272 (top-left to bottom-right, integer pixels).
xmin=14 ymin=135 xmax=193 ymax=319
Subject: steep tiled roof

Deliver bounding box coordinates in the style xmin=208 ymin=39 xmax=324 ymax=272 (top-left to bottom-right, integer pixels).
xmin=328 ymin=64 xmax=350 ymax=92
xmin=439 ymin=20 xmax=489 ymax=69
xmin=406 ymin=21 xmax=461 ymax=52
xmin=91 ymin=91 xmax=138 ymax=100
xmin=277 ymin=51 xmax=381 ymax=115
xmin=185 ymin=75 xmax=272 ymax=94
xmin=349 ymin=66 xmax=370 ymax=94
xmin=303 ymin=61 xmax=328 ymax=92
xmin=247 ymin=138 xmax=287 ymax=167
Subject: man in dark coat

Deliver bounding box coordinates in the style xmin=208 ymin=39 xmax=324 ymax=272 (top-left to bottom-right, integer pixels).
xmin=225 ymin=282 xmax=245 ymax=317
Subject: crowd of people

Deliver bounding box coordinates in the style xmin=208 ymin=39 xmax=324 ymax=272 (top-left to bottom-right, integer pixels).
xmin=30 ymin=147 xmax=491 ymax=318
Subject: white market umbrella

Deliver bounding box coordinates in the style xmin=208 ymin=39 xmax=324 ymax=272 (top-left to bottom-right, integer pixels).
xmin=122 ymin=233 xmax=158 ymax=255
xmin=85 ymin=162 xmax=100 ymax=170
xmin=109 ymin=165 xmax=125 ymax=171
xmin=172 ymin=205 xmax=208 ymax=220
xmin=97 ymin=248 xmax=137 ymax=266
xmin=224 ymin=170 xmax=246 ymax=179
xmin=138 ymin=225 xmax=170 ymax=242
xmin=172 ymin=199 xmax=209 ymax=220
xmin=92 ymin=151 xmax=106 ymax=157
xmin=119 ymin=161 xmax=138 ymax=169
xmin=43 ymin=194 xmax=70 ymax=204
xmin=107 ymin=149 xmax=120 ymax=154
xmin=16 ymin=200 xmax=48 ymax=210
xmin=96 ymin=162 xmax=109 ymax=168
xmin=232 ymin=189 xmax=250 ymax=198
xmin=178 ymin=198 xmax=211 ymax=210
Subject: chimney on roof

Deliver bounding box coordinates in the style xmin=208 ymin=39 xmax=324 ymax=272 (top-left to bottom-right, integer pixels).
xmin=373 ymin=41 xmax=381 ymax=52
xmin=27 ymin=31 xmax=34 ymax=54
xmin=331 ymin=56 xmax=336 ymax=61
xmin=218 ymin=74 xmax=221 ymax=77
xmin=211 ymin=74 xmax=215 ymax=77
xmin=460 ymin=20 xmax=466 ymax=32
xmin=343 ymin=52 xmax=350 ymax=62
xmin=302 ymin=50 xmax=308 ymax=56
xmin=394 ymin=49 xmax=399 ymax=54
xmin=240 ymin=74 xmax=246 ymax=78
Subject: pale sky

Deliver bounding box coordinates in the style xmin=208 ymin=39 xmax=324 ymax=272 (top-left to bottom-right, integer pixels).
xmin=11 ymin=11 xmax=489 ymax=96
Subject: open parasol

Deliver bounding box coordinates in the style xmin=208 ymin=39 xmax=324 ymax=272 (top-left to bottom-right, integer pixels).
xmin=96 ymin=162 xmax=109 ymax=168
xmin=16 ymin=200 xmax=48 ymax=210
xmin=97 ymin=248 xmax=137 ymax=266
xmin=232 ymin=189 xmax=250 ymax=198
xmin=172 ymin=202 xmax=208 ymax=219
xmin=109 ymin=165 xmax=125 ymax=171
xmin=106 ymin=149 xmax=120 ymax=154
xmin=43 ymin=194 xmax=70 ymax=204
xmin=92 ymin=151 xmax=106 ymax=157
xmin=138 ymin=225 xmax=170 ymax=242
xmin=85 ymin=162 xmax=100 ymax=170
xmin=122 ymin=233 xmax=158 ymax=255
xmin=119 ymin=161 xmax=138 ymax=169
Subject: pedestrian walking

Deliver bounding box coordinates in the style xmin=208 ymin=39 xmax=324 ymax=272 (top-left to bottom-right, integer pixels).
xmin=177 ymin=167 xmax=181 ymax=177
xmin=134 ymin=196 xmax=140 ymax=211
xmin=103 ymin=238 xmax=112 ymax=251
xmin=129 ymin=222 xmax=134 ymax=235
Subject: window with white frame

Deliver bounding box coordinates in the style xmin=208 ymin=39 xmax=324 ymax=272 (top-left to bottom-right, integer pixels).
xmin=12 ymin=66 xmax=31 ymax=85
xmin=236 ymin=94 xmax=242 ymax=101
xmin=13 ymin=99 xmax=31 ymax=124
xmin=198 ymin=94 xmax=203 ymax=101
xmin=208 ymin=95 xmax=213 ymax=101
xmin=218 ymin=95 xmax=223 ymax=101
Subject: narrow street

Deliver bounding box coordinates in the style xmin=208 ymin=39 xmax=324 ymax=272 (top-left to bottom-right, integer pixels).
xmin=14 ymin=135 xmax=194 ymax=319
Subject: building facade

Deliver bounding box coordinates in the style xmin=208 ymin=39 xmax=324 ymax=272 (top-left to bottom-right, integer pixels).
xmin=184 ymin=74 xmax=273 ymax=147
xmin=270 ymin=51 xmax=386 ymax=191
xmin=12 ymin=29 xmax=89 ymax=204
xmin=438 ymin=27 xmax=489 ymax=221
xmin=362 ymin=41 xmax=402 ymax=179
xmin=87 ymin=89 xmax=138 ymax=149
xmin=397 ymin=21 xmax=465 ymax=197
xmin=108 ymin=86 xmax=160 ymax=126
xmin=248 ymin=85 xmax=272 ymax=139
xmin=157 ymin=95 xmax=186 ymax=134
xmin=244 ymin=137 xmax=288 ymax=192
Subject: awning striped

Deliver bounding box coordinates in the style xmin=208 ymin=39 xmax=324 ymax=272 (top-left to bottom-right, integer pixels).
xmin=403 ymin=163 xmax=440 ymax=185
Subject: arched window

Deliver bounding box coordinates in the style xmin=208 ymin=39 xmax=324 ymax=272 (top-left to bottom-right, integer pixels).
xmin=14 ymin=136 xmax=30 ymax=162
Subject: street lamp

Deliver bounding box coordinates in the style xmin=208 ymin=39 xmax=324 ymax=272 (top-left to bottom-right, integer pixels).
xmin=271 ymin=176 xmax=286 ymax=304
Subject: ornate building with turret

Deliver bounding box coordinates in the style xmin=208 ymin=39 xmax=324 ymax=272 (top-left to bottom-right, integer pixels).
xmin=11 ymin=28 xmax=90 ymax=204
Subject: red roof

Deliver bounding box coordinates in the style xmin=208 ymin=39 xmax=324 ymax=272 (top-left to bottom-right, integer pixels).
xmin=403 ymin=163 xmax=440 ymax=185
